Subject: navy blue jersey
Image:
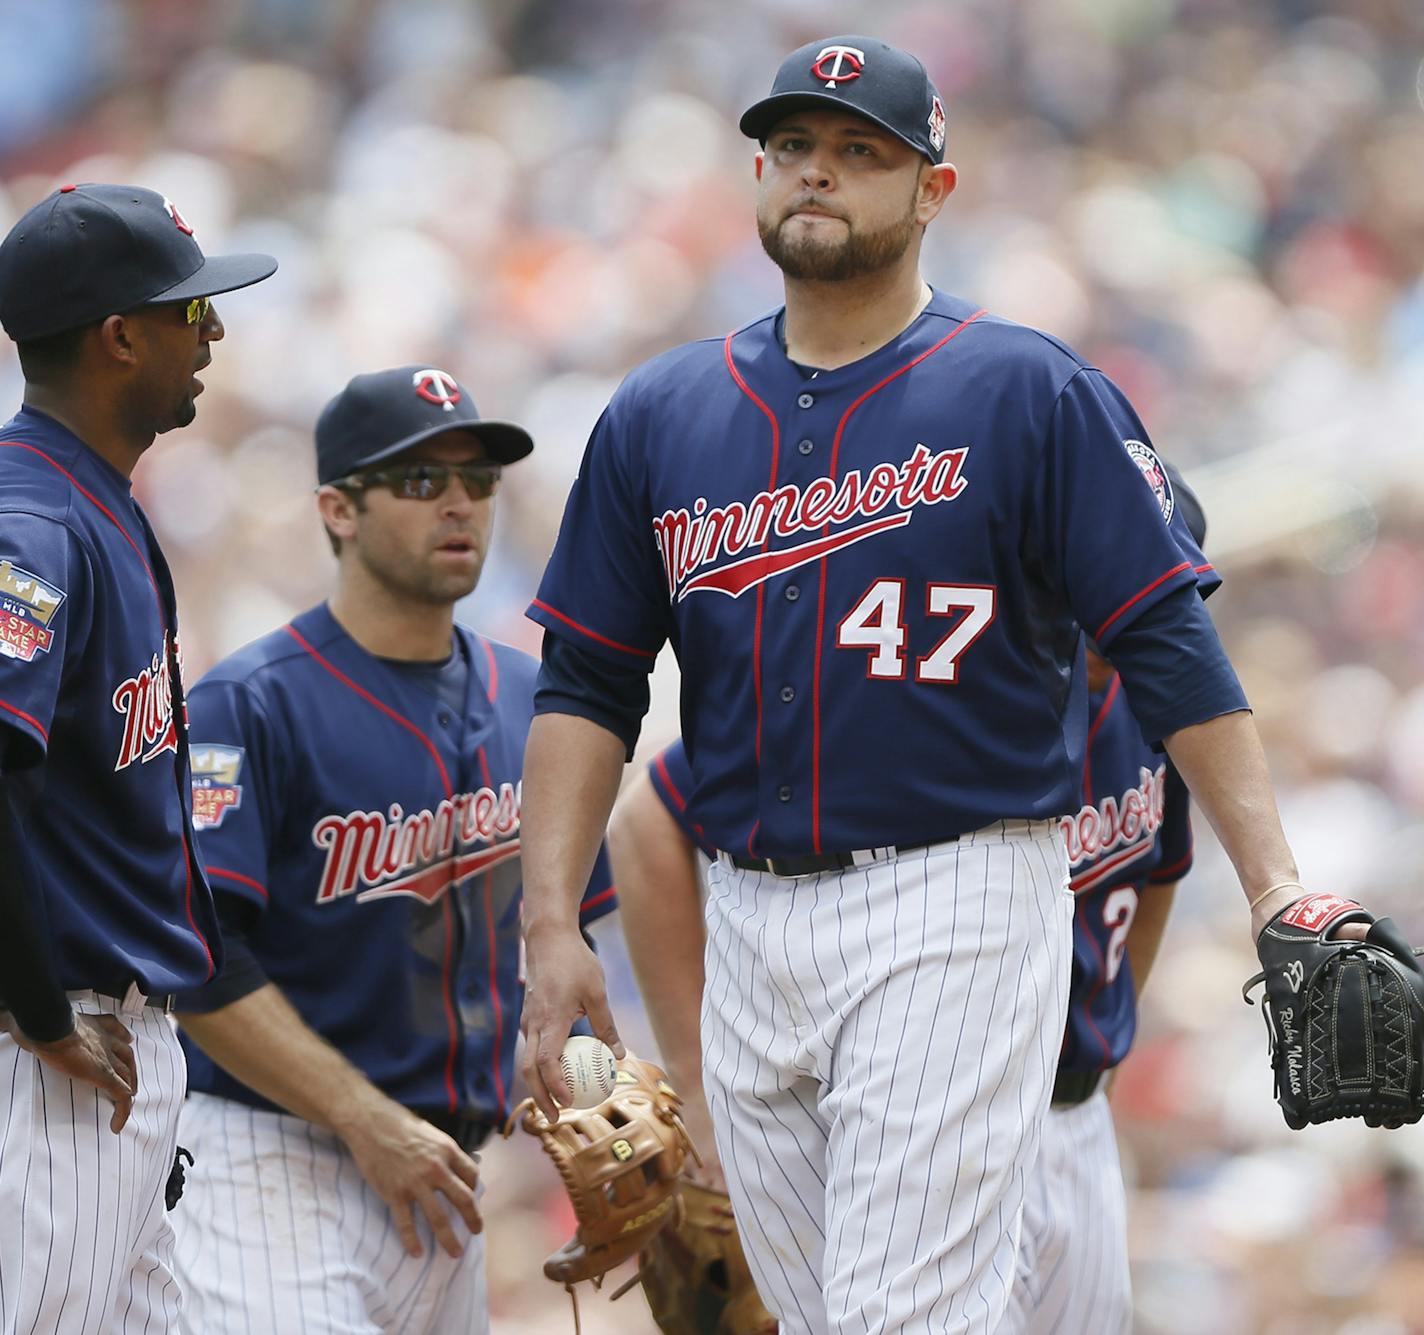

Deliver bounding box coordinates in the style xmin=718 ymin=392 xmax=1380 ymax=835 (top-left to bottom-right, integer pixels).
xmin=1058 ymin=675 xmax=1191 ymax=1073
xmin=177 ymin=604 xmax=617 ymax=1122
xmin=0 ymin=407 xmax=219 ymax=994
xmin=650 ymin=717 xmax=1187 ymax=1075
xmin=532 ymin=292 xmax=1217 ymax=856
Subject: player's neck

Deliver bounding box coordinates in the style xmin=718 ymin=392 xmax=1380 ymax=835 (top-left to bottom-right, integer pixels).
xmin=22 ymin=387 xmax=151 ymax=478
xmin=327 ymin=579 xmax=456 ymax=663
xmin=781 ymin=266 xmax=932 ymax=371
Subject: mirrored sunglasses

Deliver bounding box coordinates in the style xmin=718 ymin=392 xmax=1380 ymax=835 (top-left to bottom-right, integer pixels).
xmin=184 ymin=295 xmax=211 ymax=325
xmin=332 ymin=461 xmax=503 ymax=501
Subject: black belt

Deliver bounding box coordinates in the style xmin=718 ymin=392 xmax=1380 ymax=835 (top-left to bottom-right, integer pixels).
xmin=726 ymin=840 xmax=939 ymax=878
xmin=93 ymin=984 xmax=175 ymax=1013
xmin=420 ymin=1109 xmax=496 ymax=1154
xmin=1051 ymin=1069 xmax=1103 ymax=1109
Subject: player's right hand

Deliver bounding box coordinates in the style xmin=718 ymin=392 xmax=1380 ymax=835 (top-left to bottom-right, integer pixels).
xmin=520 ymin=922 xmax=625 ymax=1122
xmin=340 ymin=1101 xmax=482 ymax=1258
xmin=2 ymin=1010 xmax=137 ymax=1133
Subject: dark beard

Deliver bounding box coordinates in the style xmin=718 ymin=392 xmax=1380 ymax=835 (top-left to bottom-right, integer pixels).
xmin=758 ymin=204 xmax=917 ymax=281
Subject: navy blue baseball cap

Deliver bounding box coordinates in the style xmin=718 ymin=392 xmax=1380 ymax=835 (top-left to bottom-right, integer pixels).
xmin=740 ymin=36 xmax=947 ymax=164
xmin=315 ymin=366 xmax=534 ymax=485
xmin=0 ymin=183 xmax=277 ymax=342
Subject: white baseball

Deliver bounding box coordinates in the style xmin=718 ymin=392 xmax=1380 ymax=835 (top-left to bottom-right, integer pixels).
xmin=559 ymin=1036 xmax=618 ymax=1108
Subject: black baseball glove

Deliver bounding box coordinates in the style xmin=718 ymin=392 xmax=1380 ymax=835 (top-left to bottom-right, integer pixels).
xmin=1244 ymin=894 xmax=1424 ymax=1129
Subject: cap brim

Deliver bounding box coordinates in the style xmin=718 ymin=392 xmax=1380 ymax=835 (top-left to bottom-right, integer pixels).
xmin=739 ymin=92 xmax=927 ymax=158
xmin=147 ymin=252 xmax=278 ymax=303
xmin=346 ymin=419 xmax=534 ymax=474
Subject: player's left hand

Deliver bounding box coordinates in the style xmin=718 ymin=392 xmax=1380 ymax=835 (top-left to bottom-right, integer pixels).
xmin=520 ymin=922 xmax=625 ymax=1122
xmin=1 ymin=1008 xmax=138 ymax=1133
xmin=338 ymin=1099 xmax=483 ymax=1258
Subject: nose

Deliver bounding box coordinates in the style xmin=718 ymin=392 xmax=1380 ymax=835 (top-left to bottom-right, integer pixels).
xmin=201 ymin=302 xmax=225 ymax=343
xmin=800 ymin=147 xmax=835 ymax=192
xmin=440 ymin=473 xmax=480 ymax=514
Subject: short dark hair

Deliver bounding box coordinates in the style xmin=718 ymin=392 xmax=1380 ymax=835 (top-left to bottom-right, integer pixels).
xmin=15 ymin=321 xmax=99 ymax=382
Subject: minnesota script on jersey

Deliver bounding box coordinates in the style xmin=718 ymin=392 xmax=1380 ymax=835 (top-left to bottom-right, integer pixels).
xmin=532 ymin=293 xmax=1217 ymax=856
xmin=0 ymin=407 xmax=219 ymax=993
xmin=177 ymin=606 xmax=615 ymax=1121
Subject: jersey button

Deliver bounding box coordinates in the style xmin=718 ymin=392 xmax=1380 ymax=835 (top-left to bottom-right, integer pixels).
xmin=438 ymin=712 xmax=453 ymax=728
xmin=778 ymin=785 xmax=793 ymax=802
xmin=797 ymin=392 xmax=814 ymax=408
xmin=797 ymin=439 xmax=814 ymax=455
xmin=780 ymin=685 xmax=795 ymax=703
xmin=784 ymin=585 xmax=799 ymax=602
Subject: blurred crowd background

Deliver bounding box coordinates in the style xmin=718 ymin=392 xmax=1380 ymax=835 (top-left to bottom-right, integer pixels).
xmin=4 ymin=0 xmax=1424 ymax=1329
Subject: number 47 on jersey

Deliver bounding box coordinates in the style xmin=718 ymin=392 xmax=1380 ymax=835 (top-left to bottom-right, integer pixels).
xmin=837 ymin=580 xmax=996 ymax=683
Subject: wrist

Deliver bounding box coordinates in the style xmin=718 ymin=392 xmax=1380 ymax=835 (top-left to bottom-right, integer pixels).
xmin=522 ymin=911 xmax=583 ymax=942
xmin=1249 ymin=883 xmax=1308 ymax=939
xmin=327 ymin=1082 xmax=402 ymax=1144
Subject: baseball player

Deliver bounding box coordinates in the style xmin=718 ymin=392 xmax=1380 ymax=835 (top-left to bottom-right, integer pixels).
xmin=613 ymin=464 xmax=1211 ymax=1335
xmin=517 ymin=34 xmax=1382 ymax=1335
xmin=168 ymin=366 xmax=617 ymax=1333
xmin=0 ymin=183 xmax=274 ymax=1334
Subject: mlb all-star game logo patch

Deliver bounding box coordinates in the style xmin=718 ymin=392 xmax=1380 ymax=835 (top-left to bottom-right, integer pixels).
xmin=1123 ymin=439 xmax=1174 ymax=524
xmin=0 ymin=560 xmax=65 ymax=663
xmin=191 ymin=744 xmax=245 ymax=829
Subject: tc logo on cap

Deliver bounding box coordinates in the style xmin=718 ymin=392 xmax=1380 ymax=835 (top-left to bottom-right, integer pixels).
xmin=413 ymin=368 xmax=461 ymax=411
xmin=162 ymin=196 xmax=194 ymax=236
xmin=810 ymin=45 xmax=865 ymax=89
xmin=928 ymin=97 xmax=946 ymax=153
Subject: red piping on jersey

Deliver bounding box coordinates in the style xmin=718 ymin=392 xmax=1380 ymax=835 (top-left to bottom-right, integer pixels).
xmin=654 ymin=751 xmax=687 ymax=811
xmin=2 ymin=442 xmax=213 ymax=975
xmin=286 ymin=620 xmax=461 ymax=1111
xmin=722 ymin=333 xmax=780 ymax=783
xmin=1082 ymin=675 xmax=1121 ymax=806
xmin=580 ymin=885 xmax=618 ymax=916
xmin=810 ymin=308 xmax=989 ymax=852
xmin=1194 ymin=564 xmax=1214 ymax=576
xmin=0 ymin=441 xmax=161 ymax=614
xmin=475 ymin=747 xmax=506 ymax=1111
xmin=528 ymin=598 xmax=655 ymax=660
xmin=0 ymin=698 xmax=48 ymax=743
xmin=478 ymin=635 xmax=499 ymax=702
xmin=1071 ymin=839 xmax=1154 ymax=894
xmin=1148 ymin=848 xmax=1192 ymax=884
xmin=206 ymin=866 xmax=269 ymax=901
xmin=1093 ymin=562 xmax=1190 ymax=643
xmin=284 ymin=625 xmax=454 ymax=793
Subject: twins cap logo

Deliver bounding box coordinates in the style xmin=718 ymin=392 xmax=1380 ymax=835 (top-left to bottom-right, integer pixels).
xmin=413 ymin=368 xmax=461 ymax=412
xmin=928 ymin=96 xmax=946 ymax=152
xmin=810 ymin=44 xmax=865 ymax=89
xmin=162 ymin=196 xmax=194 ymax=236
xmin=1123 ymin=440 xmax=1174 ymax=524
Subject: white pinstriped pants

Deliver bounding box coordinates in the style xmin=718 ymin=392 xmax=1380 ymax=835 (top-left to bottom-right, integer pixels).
xmin=1007 ymin=1092 xmax=1130 ymax=1335
xmin=0 ymin=992 xmax=186 ymax=1335
xmin=702 ymin=822 xmax=1074 ymax=1335
xmin=173 ymin=1093 xmax=488 ymax=1335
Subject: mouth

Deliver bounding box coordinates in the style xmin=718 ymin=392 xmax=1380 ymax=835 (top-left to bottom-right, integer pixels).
xmin=192 ymin=354 xmax=212 ymax=395
xmin=436 ymin=537 xmax=477 ymax=557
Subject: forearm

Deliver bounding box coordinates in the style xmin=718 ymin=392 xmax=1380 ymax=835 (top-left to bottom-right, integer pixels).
xmin=1124 ymin=882 xmax=1176 ymax=999
xmin=1162 ymin=712 xmax=1299 ymax=934
xmin=521 ymin=712 xmax=626 ymax=936
xmin=0 ymin=777 xmax=72 ymax=1042
xmin=608 ymin=774 xmax=708 ymax=1096
xmin=176 ymin=982 xmax=395 ymax=1135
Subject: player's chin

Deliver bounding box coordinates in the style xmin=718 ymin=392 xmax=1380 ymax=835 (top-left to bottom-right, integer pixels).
xmin=157 ymin=397 xmax=199 ymax=434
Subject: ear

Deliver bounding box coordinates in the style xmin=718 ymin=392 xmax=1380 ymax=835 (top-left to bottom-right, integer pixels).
xmin=97 ymin=313 xmax=140 ymax=367
xmin=915 ymin=161 xmax=958 ymax=226
xmin=755 ymin=152 xmax=765 ymax=182
xmin=316 ymin=485 xmax=360 ymax=546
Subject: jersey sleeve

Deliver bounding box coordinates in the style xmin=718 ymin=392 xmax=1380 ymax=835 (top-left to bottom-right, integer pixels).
xmin=578 ymin=843 xmax=619 ymax=926
xmin=528 ymin=394 xmax=673 ymax=669
xmin=1033 ymin=369 xmax=1214 ymax=649
xmin=187 ymin=676 xmax=287 ymax=911
xmin=0 ymin=513 xmax=92 ymax=768
xmin=648 ymin=738 xmax=717 ymax=858
xmin=1148 ymin=761 xmax=1193 ymax=885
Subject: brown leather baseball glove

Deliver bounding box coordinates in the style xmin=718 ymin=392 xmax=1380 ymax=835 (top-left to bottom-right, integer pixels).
xmin=506 ymin=1053 xmax=698 ymax=1298
xmin=633 ymin=1179 xmax=778 ymax=1334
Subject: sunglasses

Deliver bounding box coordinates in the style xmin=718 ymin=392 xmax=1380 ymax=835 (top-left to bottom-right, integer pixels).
xmin=331 ymin=460 xmax=503 ymax=501
xmin=184 ymin=296 xmax=211 ymax=325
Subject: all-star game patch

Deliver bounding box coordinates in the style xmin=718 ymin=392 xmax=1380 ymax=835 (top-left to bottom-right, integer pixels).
xmin=191 ymin=744 xmax=245 ymax=829
xmin=0 ymin=560 xmax=65 ymax=663
xmin=1123 ymin=439 xmax=1174 ymax=524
